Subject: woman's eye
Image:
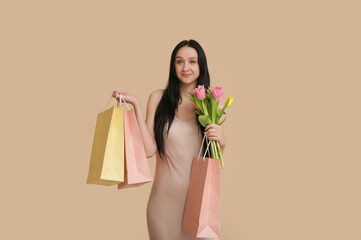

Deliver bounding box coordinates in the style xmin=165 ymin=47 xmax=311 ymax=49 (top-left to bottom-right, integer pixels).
xmin=176 ymin=60 xmax=197 ymax=64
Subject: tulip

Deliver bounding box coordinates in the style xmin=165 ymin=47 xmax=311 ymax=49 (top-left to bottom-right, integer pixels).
xmin=210 ymin=86 xmax=224 ymax=102
xmin=194 ymin=85 xmax=206 ymax=100
xmin=188 ymin=85 xmax=233 ymax=169
xmin=226 ymin=96 xmax=233 ymax=107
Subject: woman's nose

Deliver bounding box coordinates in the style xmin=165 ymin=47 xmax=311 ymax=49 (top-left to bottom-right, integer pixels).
xmin=182 ymin=62 xmax=190 ymax=71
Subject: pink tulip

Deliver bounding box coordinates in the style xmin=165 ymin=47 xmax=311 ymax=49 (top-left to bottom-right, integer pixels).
xmin=210 ymin=86 xmax=224 ymax=102
xmin=194 ymin=85 xmax=206 ymax=100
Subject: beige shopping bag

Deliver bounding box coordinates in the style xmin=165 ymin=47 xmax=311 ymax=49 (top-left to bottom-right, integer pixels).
xmin=86 ymin=99 xmax=125 ymax=186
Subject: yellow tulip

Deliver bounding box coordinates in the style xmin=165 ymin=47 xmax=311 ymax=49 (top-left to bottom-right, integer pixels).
xmin=226 ymin=96 xmax=233 ymax=107
xmin=195 ymin=103 xmax=200 ymax=110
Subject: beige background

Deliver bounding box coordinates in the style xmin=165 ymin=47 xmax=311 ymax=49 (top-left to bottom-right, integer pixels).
xmin=1 ymin=0 xmax=360 ymax=239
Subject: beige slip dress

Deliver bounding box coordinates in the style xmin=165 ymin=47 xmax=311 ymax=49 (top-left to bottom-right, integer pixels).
xmin=146 ymin=114 xmax=218 ymax=240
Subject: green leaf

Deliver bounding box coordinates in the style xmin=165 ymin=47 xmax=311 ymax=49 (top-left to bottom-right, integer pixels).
xmin=206 ymin=100 xmax=211 ymax=116
xmin=210 ymin=97 xmax=218 ymax=123
xmin=201 ymin=100 xmax=209 ymax=115
xmin=219 ymin=113 xmax=227 ymax=125
xmin=187 ymin=93 xmax=193 ymax=101
xmin=215 ymin=108 xmax=224 ymax=124
xmin=198 ymin=114 xmax=212 ymax=127
xmin=195 ymin=109 xmax=202 ymax=115
xmin=194 ymin=98 xmax=203 ymax=114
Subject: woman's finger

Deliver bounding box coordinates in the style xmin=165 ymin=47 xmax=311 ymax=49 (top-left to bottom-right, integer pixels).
xmin=206 ymin=128 xmax=217 ymax=134
xmin=206 ymin=124 xmax=220 ymax=131
xmin=207 ymin=136 xmax=219 ymax=141
xmin=206 ymin=131 xmax=215 ymax=137
xmin=205 ymin=131 xmax=213 ymax=137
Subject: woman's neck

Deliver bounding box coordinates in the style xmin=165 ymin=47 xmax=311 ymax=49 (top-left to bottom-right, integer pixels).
xmin=179 ymin=82 xmax=197 ymax=102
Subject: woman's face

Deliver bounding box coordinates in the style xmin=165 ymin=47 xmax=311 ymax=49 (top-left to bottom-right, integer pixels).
xmin=174 ymin=46 xmax=200 ymax=86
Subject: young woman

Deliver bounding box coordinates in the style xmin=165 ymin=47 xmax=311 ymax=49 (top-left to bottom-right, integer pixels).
xmin=113 ymin=39 xmax=226 ymax=240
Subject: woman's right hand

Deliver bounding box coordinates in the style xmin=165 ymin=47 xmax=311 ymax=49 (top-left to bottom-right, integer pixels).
xmin=111 ymin=89 xmax=162 ymax=158
xmin=112 ymin=90 xmax=139 ymax=106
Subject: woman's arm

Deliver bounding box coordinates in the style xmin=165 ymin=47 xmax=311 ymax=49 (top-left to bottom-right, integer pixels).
xmin=135 ymin=89 xmax=163 ymax=158
xmin=113 ymin=89 xmax=163 ymax=158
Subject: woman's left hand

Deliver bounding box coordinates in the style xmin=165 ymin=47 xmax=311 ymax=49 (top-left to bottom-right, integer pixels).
xmin=204 ymin=123 xmax=226 ymax=150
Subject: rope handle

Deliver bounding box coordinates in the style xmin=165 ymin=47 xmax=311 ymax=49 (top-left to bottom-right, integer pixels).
xmin=104 ymin=92 xmax=131 ymax=111
xmin=196 ymin=131 xmax=216 ymax=161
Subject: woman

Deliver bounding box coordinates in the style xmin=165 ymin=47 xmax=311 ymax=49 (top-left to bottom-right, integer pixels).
xmin=113 ymin=39 xmax=226 ymax=240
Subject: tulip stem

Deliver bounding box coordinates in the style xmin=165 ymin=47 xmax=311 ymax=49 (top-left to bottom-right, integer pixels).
xmin=216 ymin=141 xmax=224 ymax=169
xmin=210 ymin=140 xmax=224 ymax=169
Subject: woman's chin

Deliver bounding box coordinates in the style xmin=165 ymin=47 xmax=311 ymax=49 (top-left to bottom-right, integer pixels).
xmin=179 ymin=78 xmax=197 ymax=86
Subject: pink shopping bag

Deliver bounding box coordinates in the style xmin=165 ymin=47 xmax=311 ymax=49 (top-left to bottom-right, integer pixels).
xmin=117 ymin=95 xmax=152 ymax=189
xmin=182 ymin=134 xmax=221 ymax=238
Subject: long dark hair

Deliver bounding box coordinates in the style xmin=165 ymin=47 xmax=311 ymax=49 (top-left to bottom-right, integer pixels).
xmin=154 ymin=39 xmax=211 ymax=160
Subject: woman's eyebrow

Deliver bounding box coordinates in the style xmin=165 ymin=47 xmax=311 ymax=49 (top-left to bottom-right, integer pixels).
xmin=175 ymin=56 xmax=198 ymax=59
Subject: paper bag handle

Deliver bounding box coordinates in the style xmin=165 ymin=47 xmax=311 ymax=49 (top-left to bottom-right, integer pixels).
xmin=104 ymin=93 xmax=131 ymax=111
xmin=196 ymin=132 xmax=216 ymax=161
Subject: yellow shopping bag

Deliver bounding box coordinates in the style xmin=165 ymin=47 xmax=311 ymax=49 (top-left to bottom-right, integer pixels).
xmin=86 ymin=100 xmax=125 ymax=186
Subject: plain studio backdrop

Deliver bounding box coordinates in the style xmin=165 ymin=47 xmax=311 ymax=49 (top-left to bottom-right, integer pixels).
xmin=1 ymin=1 xmax=360 ymax=239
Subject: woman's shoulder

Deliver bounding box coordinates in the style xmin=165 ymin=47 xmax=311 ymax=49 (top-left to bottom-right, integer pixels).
xmin=147 ymin=89 xmax=165 ymax=106
xmin=149 ymin=88 xmax=165 ymax=100
xmin=151 ymin=88 xmax=165 ymax=95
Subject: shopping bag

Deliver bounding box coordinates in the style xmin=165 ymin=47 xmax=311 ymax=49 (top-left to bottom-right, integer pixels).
xmin=117 ymin=95 xmax=152 ymax=189
xmin=182 ymin=133 xmax=221 ymax=238
xmin=86 ymin=99 xmax=125 ymax=186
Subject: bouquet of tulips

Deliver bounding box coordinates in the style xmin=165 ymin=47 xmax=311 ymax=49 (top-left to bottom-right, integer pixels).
xmin=188 ymin=85 xmax=233 ymax=169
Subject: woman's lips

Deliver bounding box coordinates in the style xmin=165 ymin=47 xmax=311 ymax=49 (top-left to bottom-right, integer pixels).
xmin=182 ymin=73 xmax=192 ymax=77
